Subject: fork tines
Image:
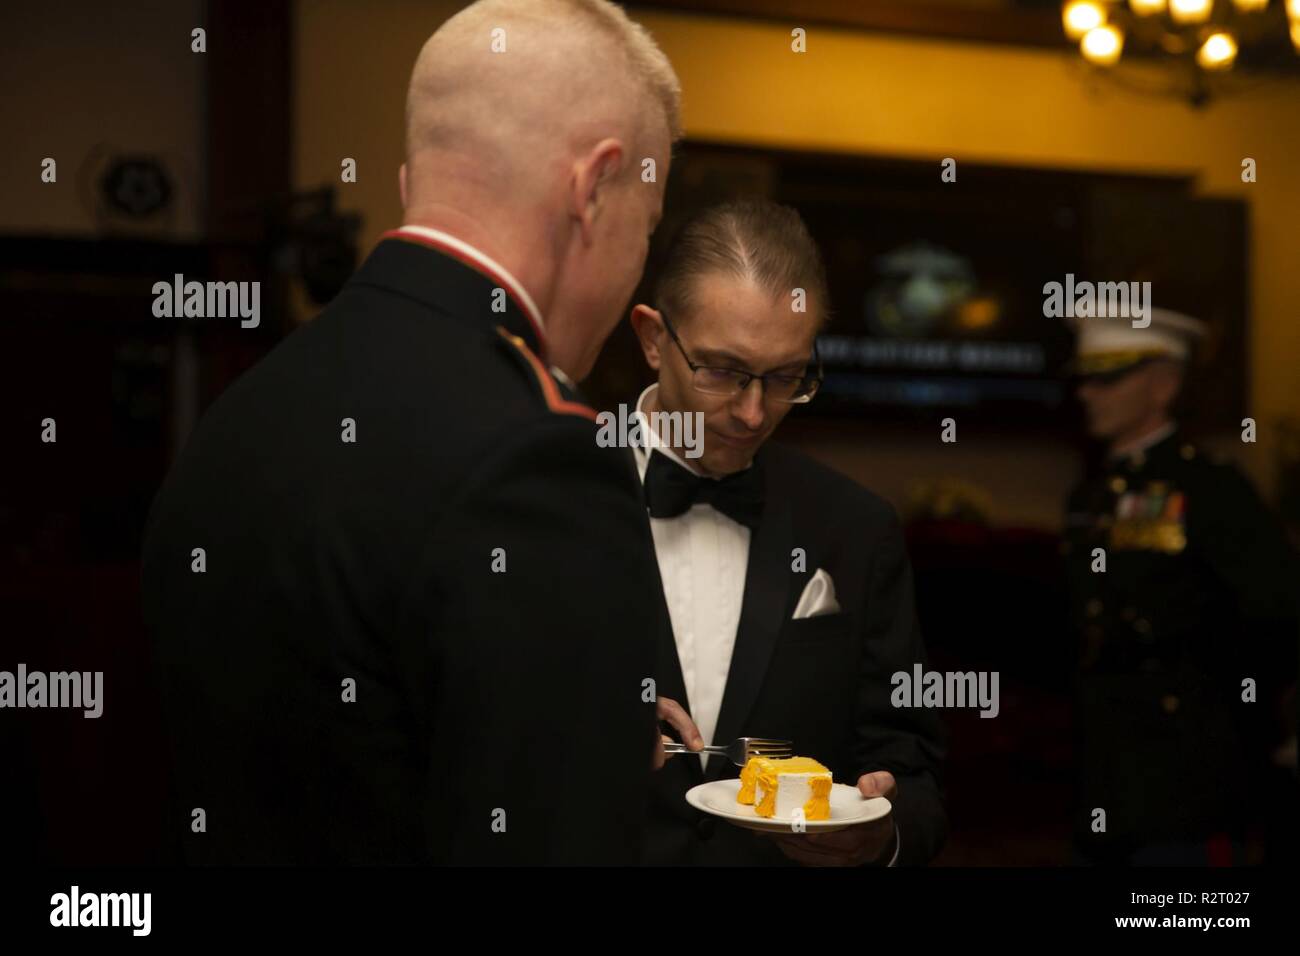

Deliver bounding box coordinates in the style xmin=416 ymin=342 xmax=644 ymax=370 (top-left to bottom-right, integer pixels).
xmin=746 ymin=738 xmax=792 ymax=758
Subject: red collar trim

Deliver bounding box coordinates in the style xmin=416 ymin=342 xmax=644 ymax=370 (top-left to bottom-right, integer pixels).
xmin=381 ymin=226 xmax=547 ymax=358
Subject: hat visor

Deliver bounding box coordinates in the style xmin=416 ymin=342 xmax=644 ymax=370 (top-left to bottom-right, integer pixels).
xmin=1067 ymin=349 xmax=1171 ymax=378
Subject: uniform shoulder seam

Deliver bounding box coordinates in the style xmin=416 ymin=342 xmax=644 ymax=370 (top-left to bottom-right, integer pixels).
xmin=494 ymin=327 xmax=597 ymax=422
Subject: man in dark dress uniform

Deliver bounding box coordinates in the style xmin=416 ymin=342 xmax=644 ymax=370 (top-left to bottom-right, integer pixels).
xmin=1064 ymin=308 xmax=1298 ymax=865
xmin=141 ymin=0 xmax=683 ymax=863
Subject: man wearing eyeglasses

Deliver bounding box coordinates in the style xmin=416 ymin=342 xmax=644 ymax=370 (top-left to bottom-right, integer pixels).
xmin=627 ymin=199 xmax=947 ymax=866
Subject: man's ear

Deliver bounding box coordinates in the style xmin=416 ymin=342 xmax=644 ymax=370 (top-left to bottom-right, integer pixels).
xmin=398 ymin=163 xmax=408 ymax=210
xmin=629 ymin=304 xmax=664 ymax=371
xmin=571 ymin=138 xmax=625 ymax=245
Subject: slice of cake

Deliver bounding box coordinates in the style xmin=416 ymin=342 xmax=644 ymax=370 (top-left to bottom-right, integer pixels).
xmin=739 ymin=756 xmax=833 ymax=821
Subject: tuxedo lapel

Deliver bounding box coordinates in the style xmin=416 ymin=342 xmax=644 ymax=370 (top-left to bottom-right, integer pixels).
xmin=705 ymin=484 xmax=794 ymax=782
xmin=652 ymin=553 xmax=702 ymax=783
xmin=628 ymin=444 xmax=699 ymax=781
xmin=650 ymin=558 xmax=690 ymax=721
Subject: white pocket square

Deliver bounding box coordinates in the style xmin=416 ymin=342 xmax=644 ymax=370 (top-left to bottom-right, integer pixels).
xmin=792 ymin=567 xmax=840 ymax=619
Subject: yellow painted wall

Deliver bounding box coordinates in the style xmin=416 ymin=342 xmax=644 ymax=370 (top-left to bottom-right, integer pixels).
xmin=0 ymin=0 xmax=206 ymax=238
xmin=635 ymin=11 xmax=1300 ymax=432
xmin=293 ymin=2 xmax=1300 ymax=515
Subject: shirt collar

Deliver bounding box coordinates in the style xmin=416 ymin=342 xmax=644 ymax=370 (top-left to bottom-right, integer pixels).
xmin=631 ymin=384 xmax=706 ymax=483
xmin=387 ymin=224 xmax=546 ymax=352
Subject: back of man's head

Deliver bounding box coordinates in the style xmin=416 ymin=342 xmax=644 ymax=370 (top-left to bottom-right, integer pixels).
xmin=405 ymin=0 xmax=679 ymax=171
xmin=400 ymin=0 xmax=681 ymax=377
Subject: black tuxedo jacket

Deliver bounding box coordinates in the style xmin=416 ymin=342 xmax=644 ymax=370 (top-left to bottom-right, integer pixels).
xmin=644 ymin=443 xmax=947 ymax=866
xmin=142 ymin=232 xmax=661 ymax=864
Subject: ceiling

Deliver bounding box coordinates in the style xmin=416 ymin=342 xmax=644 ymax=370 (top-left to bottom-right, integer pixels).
xmin=633 ymin=0 xmax=1071 ymax=49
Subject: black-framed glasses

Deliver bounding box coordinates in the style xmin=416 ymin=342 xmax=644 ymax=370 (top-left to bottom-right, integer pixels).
xmin=658 ymin=308 xmax=823 ymax=405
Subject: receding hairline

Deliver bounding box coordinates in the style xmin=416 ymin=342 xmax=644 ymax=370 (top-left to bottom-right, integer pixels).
xmin=654 ymin=200 xmax=831 ymax=328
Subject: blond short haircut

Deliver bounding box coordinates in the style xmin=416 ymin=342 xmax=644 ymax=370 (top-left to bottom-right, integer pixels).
xmin=405 ymin=0 xmax=681 ymax=167
xmin=554 ymin=0 xmax=682 ymax=141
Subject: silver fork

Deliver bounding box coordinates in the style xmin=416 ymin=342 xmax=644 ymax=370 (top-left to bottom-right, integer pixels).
xmin=662 ymin=736 xmax=793 ymax=767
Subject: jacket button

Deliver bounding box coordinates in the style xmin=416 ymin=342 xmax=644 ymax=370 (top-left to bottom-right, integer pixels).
xmin=1161 ymin=694 xmax=1180 ymax=714
xmin=696 ymin=816 xmax=716 ymax=840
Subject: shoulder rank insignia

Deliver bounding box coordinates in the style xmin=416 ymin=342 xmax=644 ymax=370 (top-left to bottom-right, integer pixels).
xmin=495 ymin=327 xmax=597 ymax=422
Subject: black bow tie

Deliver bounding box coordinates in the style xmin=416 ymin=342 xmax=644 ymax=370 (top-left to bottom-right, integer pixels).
xmin=643 ymin=450 xmax=765 ymax=529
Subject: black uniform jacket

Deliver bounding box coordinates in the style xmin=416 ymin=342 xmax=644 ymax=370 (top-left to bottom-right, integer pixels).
xmin=1064 ymin=430 xmax=1299 ymax=849
xmin=142 ymin=231 xmax=662 ymax=864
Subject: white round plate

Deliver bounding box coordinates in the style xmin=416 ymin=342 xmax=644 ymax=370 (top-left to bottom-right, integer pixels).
xmin=685 ymin=778 xmax=891 ymax=833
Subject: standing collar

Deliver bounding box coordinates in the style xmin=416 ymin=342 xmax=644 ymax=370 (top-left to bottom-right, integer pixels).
xmin=1109 ymin=421 xmax=1177 ymax=464
xmin=383 ymin=224 xmax=546 ymax=354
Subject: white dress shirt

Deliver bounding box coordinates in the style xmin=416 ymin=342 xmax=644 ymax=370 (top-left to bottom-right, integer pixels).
xmin=631 ymin=385 xmax=749 ymax=771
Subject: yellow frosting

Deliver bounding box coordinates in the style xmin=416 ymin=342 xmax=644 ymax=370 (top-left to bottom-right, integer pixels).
xmin=746 ymin=756 xmax=832 ymax=820
xmin=803 ymin=773 xmax=832 ymax=821
xmin=737 ymin=756 xmax=774 ymax=805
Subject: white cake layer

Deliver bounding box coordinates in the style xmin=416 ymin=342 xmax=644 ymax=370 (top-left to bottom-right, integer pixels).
xmin=755 ymin=772 xmax=831 ymax=819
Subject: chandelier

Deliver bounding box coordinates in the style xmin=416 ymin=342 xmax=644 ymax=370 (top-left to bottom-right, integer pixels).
xmin=1060 ymin=0 xmax=1300 ymax=104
